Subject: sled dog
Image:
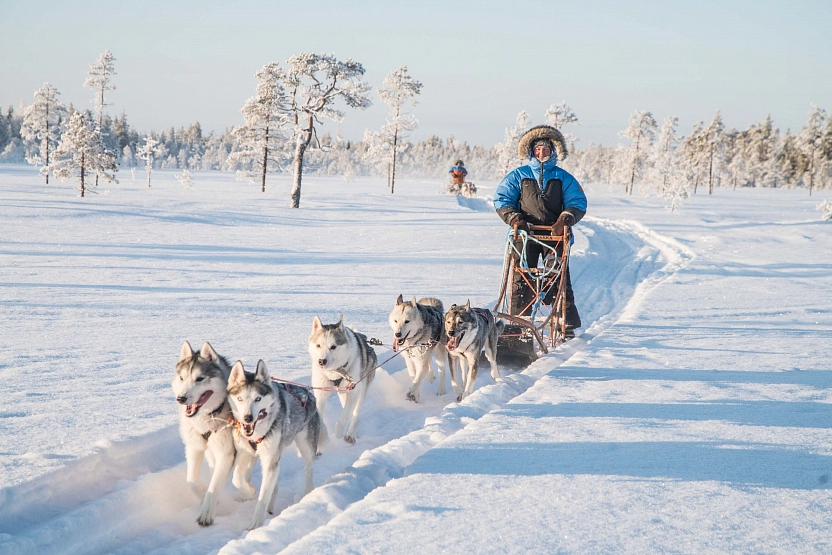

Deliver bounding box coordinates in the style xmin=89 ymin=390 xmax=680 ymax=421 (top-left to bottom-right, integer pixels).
xmin=388 ymin=294 xmax=455 ymax=402
xmin=444 ymin=301 xmax=506 ymax=401
xmin=227 ymin=360 xmax=323 ymax=530
xmin=173 ymin=341 xmax=253 ymax=526
xmin=308 ymin=315 xmax=376 ymax=444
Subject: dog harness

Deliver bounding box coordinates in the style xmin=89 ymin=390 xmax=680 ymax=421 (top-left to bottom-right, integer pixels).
xmin=200 ymin=402 xmax=229 ymax=441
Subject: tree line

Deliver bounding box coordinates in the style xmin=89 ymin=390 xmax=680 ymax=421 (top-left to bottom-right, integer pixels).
xmin=3 ymin=51 xmax=830 ymax=207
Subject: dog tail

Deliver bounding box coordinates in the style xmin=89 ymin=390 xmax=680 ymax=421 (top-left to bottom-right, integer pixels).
xmin=495 ymin=318 xmax=507 ymax=336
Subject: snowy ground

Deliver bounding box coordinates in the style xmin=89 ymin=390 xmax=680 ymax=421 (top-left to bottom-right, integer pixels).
xmin=1 ymin=166 xmax=831 ymax=554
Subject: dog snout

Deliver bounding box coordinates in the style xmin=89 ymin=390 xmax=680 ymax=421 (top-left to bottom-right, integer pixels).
xmin=176 ymin=395 xmax=187 ymax=405
xmin=447 ymin=329 xmax=455 ymax=336
xmin=395 ymin=331 xmax=402 ymax=338
xmin=243 ymin=414 xmax=253 ymax=424
xmin=318 ymin=358 xmax=327 ymax=367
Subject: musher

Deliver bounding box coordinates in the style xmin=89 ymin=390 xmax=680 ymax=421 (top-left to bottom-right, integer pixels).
xmin=448 ymin=159 xmax=468 ymax=189
xmin=493 ymin=125 xmax=587 ymax=338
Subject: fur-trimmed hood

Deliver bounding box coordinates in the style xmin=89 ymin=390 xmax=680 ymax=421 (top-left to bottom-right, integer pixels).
xmin=517 ymin=125 xmax=568 ymax=161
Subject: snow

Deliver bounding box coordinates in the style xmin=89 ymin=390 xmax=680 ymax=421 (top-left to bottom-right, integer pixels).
xmin=1 ymin=164 xmax=831 ymax=553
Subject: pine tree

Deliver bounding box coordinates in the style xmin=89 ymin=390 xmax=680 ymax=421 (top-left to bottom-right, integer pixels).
xmin=280 ymin=53 xmax=372 ymax=208
xmin=49 ymin=110 xmax=117 ymax=197
xmin=228 ymin=63 xmax=290 ymax=192
xmin=137 ymin=136 xmax=168 ymax=187
xmin=619 ymin=110 xmax=658 ymax=195
xmin=376 ymin=65 xmax=422 ymax=194
xmin=680 ymin=122 xmax=708 ymax=194
xmin=84 ymin=50 xmax=116 ymax=187
xmin=544 ymin=101 xmax=579 ymax=149
xmin=21 ymin=83 xmax=67 ymax=184
xmin=651 ymin=117 xmax=688 ymax=211
xmin=494 ymin=111 xmax=531 ymax=177
xmin=797 ymin=105 xmax=828 ymax=196
xmin=702 ymin=111 xmax=725 ymax=194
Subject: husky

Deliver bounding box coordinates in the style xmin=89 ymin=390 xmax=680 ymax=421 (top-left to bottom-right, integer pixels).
xmin=227 ymin=360 xmax=323 ymax=530
xmin=308 ymin=315 xmax=376 ymax=444
xmin=173 ymin=341 xmax=253 ymax=526
xmin=388 ymin=294 xmax=455 ymax=402
xmin=444 ymin=301 xmax=506 ymax=401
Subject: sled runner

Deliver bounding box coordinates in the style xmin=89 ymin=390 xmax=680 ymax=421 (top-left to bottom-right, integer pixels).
xmin=493 ymin=224 xmax=572 ymax=367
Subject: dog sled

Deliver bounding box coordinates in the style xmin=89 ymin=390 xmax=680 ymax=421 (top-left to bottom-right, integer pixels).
xmin=493 ymin=224 xmax=573 ymax=367
xmin=445 ymin=181 xmax=477 ymax=198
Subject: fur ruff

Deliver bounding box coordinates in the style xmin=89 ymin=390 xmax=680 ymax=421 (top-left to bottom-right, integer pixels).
xmin=517 ymin=125 xmax=568 ymax=161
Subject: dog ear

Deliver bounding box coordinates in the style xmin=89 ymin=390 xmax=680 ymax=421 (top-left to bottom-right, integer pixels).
xmin=179 ymin=341 xmax=194 ymax=362
xmin=411 ymin=296 xmax=418 ymax=306
xmin=255 ymin=359 xmax=270 ymax=382
xmin=312 ymin=315 xmax=323 ymax=332
xmin=200 ymin=342 xmax=218 ymax=362
xmin=395 ymin=294 xmax=403 ymax=306
xmin=465 ymin=299 xmax=471 ymax=310
xmin=337 ymin=314 xmax=344 ymax=329
xmin=229 ymin=361 xmax=246 ymax=388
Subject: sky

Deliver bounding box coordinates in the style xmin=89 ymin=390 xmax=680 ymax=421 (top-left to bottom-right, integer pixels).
xmin=2 ymin=0 xmax=831 ymax=147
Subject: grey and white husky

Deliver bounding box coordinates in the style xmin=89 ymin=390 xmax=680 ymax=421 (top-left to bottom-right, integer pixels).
xmin=388 ymin=294 xmax=454 ymax=402
xmin=444 ymin=301 xmax=506 ymax=401
xmin=308 ymin=315 xmax=376 ymax=444
xmin=227 ymin=360 xmax=323 ymax=530
xmin=173 ymin=341 xmax=253 ymax=526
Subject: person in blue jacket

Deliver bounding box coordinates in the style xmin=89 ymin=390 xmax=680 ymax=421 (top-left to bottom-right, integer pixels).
xmin=493 ymin=125 xmax=587 ymax=337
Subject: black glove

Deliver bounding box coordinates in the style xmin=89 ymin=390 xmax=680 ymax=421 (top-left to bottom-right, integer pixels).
xmin=552 ymin=212 xmax=575 ymax=236
xmin=509 ymin=214 xmax=529 ymax=231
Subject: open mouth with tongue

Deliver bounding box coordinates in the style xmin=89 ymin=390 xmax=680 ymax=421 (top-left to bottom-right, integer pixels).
xmin=241 ymin=409 xmax=268 ymax=437
xmin=185 ymin=390 xmax=214 ymax=417
xmin=393 ymin=332 xmax=410 ymax=352
xmin=446 ymin=330 xmax=465 ymax=351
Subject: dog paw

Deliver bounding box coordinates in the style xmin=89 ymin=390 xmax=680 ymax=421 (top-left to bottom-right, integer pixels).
xmin=316 ymin=451 xmax=323 ymax=457
xmin=343 ymin=435 xmax=356 ymax=445
xmin=234 ymin=486 xmax=256 ymax=502
xmin=406 ymin=391 xmax=419 ymax=403
xmin=427 ymin=372 xmax=436 ymax=384
xmin=456 ymin=393 xmax=464 ymax=402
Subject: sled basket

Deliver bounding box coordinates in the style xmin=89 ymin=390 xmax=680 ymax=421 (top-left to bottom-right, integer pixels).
xmin=493 ymin=224 xmax=572 ymax=367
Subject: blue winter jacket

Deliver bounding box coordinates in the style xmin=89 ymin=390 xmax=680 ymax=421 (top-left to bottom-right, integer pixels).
xmin=493 ymin=156 xmax=587 ymax=227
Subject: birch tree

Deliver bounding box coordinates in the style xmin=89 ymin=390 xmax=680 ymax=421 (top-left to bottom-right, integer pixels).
xmin=376 ymin=65 xmax=422 ymax=194
xmin=798 ymin=104 xmax=828 ymax=196
xmin=21 ymin=83 xmax=67 ymax=184
xmin=83 ymin=50 xmax=117 ymax=187
xmin=619 ymin=110 xmax=657 ymax=195
xmin=137 ymin=136 xmax=168 ymax=187
xmin=49 ymin=110 xmax=117 ymax=197
xmin=280 ymin=53 xmax=372 ymax=208
xmin=228 ymin=63 xmax=290 ymax=192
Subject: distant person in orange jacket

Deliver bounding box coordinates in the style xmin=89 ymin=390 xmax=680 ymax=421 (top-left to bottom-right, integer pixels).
xmin=449 ymin=160 xmax=468 ymax=185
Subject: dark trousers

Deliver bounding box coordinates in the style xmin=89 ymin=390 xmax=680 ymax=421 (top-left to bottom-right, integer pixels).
xmin=510 ymin=235 xmax=581 ymax=328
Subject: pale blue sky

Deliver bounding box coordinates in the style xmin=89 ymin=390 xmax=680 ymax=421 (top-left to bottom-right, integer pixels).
xmin=2 ymin=0 xmax=830 ymax=147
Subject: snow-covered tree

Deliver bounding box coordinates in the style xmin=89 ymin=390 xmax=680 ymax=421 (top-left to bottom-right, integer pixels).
xmin=280 ymin=53 xmax=372 ymax=208
xmin=680 ymin=122 xmax=708 ymax=194
xmin=83 ymin=50 xmax=117 ymax=187
xmin=702 ymin=111 xmax=725 ymax=194
xmin=137 ymin=136 xmax=167 ymax=187
xmin=375 ymin=65 xmax=422 ymax=194
xmin=49 ymin=110 xmax=117 ymax=197
xmin=495 ymin=110 xmax=531 ymax=177
xmin=817 ymin=199 xmax=832 ymax=220
xmin=618 ymin=110 xmax=658 ymax=195
xmin=544 ymin=101 xmax=579 ymax=149
xmin=176 ymin=168 xmax=194 ymax=189
xmin=650 ymin=117 xmax=688 ymax=211
xmin=797 ymin=104 xmax=828 ymax=196
xmin=21 ymin=83 xmax=67 ymax=183
xmin=227 ymin=63 xmax=290 ymax=192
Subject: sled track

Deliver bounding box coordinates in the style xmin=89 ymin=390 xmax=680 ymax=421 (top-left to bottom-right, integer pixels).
xmin=0 ymin=218 xmax=692 ymax=555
